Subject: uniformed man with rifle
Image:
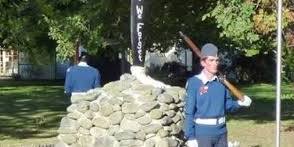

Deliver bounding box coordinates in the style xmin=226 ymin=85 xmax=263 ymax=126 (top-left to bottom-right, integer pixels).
xmin=180 ymin=32 xmax=252 ymax=147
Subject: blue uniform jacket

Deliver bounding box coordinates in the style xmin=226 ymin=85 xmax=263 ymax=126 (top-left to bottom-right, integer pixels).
xmin=64 ymin=62 xmax=101 ymax=94
xmin=183 ymin=72 xmax=240 ymax=139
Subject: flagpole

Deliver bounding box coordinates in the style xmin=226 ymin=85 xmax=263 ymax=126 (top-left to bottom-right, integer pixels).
xmin=276 ymin=0 xmax=282 ymax=146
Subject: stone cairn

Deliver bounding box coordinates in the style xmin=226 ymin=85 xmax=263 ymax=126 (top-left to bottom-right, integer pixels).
xmin=56 ymin=73 xmax=186 ymax=147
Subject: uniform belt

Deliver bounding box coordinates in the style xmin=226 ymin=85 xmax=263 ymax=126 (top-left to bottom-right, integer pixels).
xmin=71 ymin=92 xmax=87 ymax=96
xmin=194 ymin=117 xmax=226 ymax=125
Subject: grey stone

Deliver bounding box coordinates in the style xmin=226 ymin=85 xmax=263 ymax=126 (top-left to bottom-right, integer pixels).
xmin=122 ymin=103 xmax=139 ymax=114
xmin=78 ymin=135 xmax=95 ymax=147
xmin=170 ymin=124 xmax=181 ymax=135
xmin=92 ymin=116 xmax=110 ymax=129
xmin=149 ymin=109 xmax=163 ymax=119
xmin=69 ymin=143 xmax=81 ymax=147
xmin=177 ymin=102 xmax=185 ymax=107
xmin=83 ymin=93 xmax=99 ymax=101
xmin=157 ymin=93 xmax=174 ymax=104
xmin=134 ymin=110 xmax=146 ymax=118
xmin=78 ymin=117 xmax=92 ymax=129
xmin=165 ymin=87 xmax=181 ymax=98
xmin=161 ymin=116 xmax=173 ymax=126
xmin=137 ymin=115 xmax=152 ymax=126
xmin=103 ymin=82 xmax=118 ymax=91
xmin=163 ymin=126 xmax=172 ymax=132
xmin=77 ymin=101 xmax=90 ymax=113
xmin=100 ymin=102 xmax=113 ymax=116
xmin=142 ymin=124 xmax=162 ymax=134
xmin=120 ymin=118 xmax=141 ymax=132
xmin=112 ymin=104 xmax=121 ymax=112
xmin=89 ymin=101 xmax=99 ymax=112
xmin=168 ymin=137 xmax=179 ymax=147
xmin=120 ymin=73 xmax=135 ymax=81
xmin=58 ymin=117 xmax=79 ymax=134
xmin=124 ymin=114 xmax=136 ymax=120
xmin=67 ymin=104 xmax=78 ymax=113
xmin=67 ymin=111 xmax=83 ymax=120
xmin=140 ymin=95 xmax=158 ymax=102
xmin=93 ymin=136 xmax=119 ymax=147
xmin=108 ymin=125 xmax=120 ymax=136
xmin=84 ymin=110 xmax=94 ymax=119
xmin=103 ymin=81 xmax=131 ymax=93
xmin=57 ymin=77 xmax=186 ymax=147
xmin=132 ymin=84 xmax=153 ymax=92
xmin=177 ymin=120 xmax=184 ymax=129
xmin=108 ymin=97 xmax=123 ymax=106
xmin=55 ymin=141 xmax=69 ymax=147
xmin=71 ymin=95 xmax=85 ymax=103
xmin=166 ymin=110 xmax=176 ymax=117
xmin=144 ymin=138 xmax=156 ymax=147
xmin=178 ymin=89 xmax=186 ymax=100
xmin=130 ymin=80 xmax=141 ymax=87
xmin=109 ymin=111 xmax=124 ymax=125
xmin=140 ymin=102 xmax=159 ymax=112
xmin=145 ymin=133 xmax=156 ymax=139
xmin=89 ymin=127 xmax=107 ymax=138
xmin=157 ymin=129 xmax=169 ymax=138
xmin=151 ymin=88 xmax=164 ymax=97
xmin=120 ymin=140 xmax=143 ymax=147
xmin=123 ymin=95 xmax=135 ymax=103
xmin=78 ymin=127 xmax=90 ymax=135
xmin=159 ymin=103 xmax=169 ymax=111
xmin=155 ymin=138 xmax=169 ymax=147
xmin=136 ymin=131 xmax=146 ymax=140
xmin=58 ymin=134 xmax=77 ymax=144
xmin=97 ymin=94 xmax=109 ymax=104
xmin=169 ymin=104 xmax=177 ymax=110
xmin=115 ymin=131 xmax=136 ymax=140
xmin=172 ymin=114 xmax=181 ymax=123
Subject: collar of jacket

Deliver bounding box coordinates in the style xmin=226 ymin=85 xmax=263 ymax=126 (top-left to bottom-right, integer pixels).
xmin=78 ymin=62 xmax=89 ymax=67
xmin=195 ymin=71 xmax=218 ymax=85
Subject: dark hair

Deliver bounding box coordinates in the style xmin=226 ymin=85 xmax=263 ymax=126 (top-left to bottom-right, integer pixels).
xmin=79 ymin=52 xmax=89 ymax=62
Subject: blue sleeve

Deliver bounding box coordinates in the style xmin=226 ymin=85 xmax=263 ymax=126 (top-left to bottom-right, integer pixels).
xmin=64 ymin=68 xmax=73 ymax=94
xmin=93 ymin=69 xmax=101 ymax=88
xmin=183 ymin=78 xmax=197 ymax=139
xmin=225 ymin=89 xmax=240 ymax=113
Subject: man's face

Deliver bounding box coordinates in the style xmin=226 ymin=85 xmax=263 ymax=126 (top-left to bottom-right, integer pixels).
xmin=201 ymin=56 xmax=219 ymax=74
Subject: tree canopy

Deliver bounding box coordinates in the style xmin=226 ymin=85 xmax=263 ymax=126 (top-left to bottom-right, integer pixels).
xmin=0 ymin=0 xmax=294 ymax=80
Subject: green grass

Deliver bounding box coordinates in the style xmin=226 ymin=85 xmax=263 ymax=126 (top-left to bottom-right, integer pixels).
xmin=227 ymin=83 xmax=294 ymax=147
xmin=0 ymin=81 xmax=293 ymax=146
xmin=0 ymin=80 xmax=68 ymax=146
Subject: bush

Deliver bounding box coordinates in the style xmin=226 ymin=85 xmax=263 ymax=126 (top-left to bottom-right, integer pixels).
xmin=146 ymin=62 xmax=190 ymax=87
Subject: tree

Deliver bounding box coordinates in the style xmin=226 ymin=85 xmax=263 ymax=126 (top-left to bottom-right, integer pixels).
xmin=0 ymin=0 xmax=55 ymax=64
xmin=1 ymin=0 xmax=294 ymax=82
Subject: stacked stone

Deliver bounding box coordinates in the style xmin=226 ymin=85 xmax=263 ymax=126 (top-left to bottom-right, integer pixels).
xmin=56 ymin=74 xmax=186 ymax=147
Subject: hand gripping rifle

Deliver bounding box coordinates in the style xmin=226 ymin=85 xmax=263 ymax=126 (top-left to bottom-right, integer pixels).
xmin=179 ymin=31 xmax=245 ymax=101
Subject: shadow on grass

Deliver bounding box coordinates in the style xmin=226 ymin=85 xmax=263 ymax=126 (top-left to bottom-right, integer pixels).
xmin=0 ymin=80 xmax=69 ymax=140
xmin=0 ymin=81 xmax=293 ymax=140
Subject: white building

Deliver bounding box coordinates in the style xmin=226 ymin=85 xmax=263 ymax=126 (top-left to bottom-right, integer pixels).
xmin=0 ymin=48 xmax=70 ymax=80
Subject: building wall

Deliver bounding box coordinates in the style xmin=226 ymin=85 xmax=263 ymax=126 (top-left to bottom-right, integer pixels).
xmin=0 ymin=48 xmax=70 ymax=80
xmin=0 ymin=49 xmax=18 ymax=76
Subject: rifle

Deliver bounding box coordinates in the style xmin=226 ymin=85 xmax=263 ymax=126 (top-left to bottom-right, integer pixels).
xmin=179 ymin=31 xmax=245 ymax=101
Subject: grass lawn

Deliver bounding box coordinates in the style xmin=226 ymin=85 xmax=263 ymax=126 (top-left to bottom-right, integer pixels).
xmin=0 ymin=80 xmax=68 ymax=146
xmin=227 ymin=83 xmax=294 ymax=147
xmin=0 ymin=80 xmax=293 ymax=146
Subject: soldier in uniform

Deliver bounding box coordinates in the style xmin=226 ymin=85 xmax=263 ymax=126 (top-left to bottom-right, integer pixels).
xmin=184 ymin=43 xmax=252 ymax=147
xmin=64 ymin=52 xmax=101 ymax=95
